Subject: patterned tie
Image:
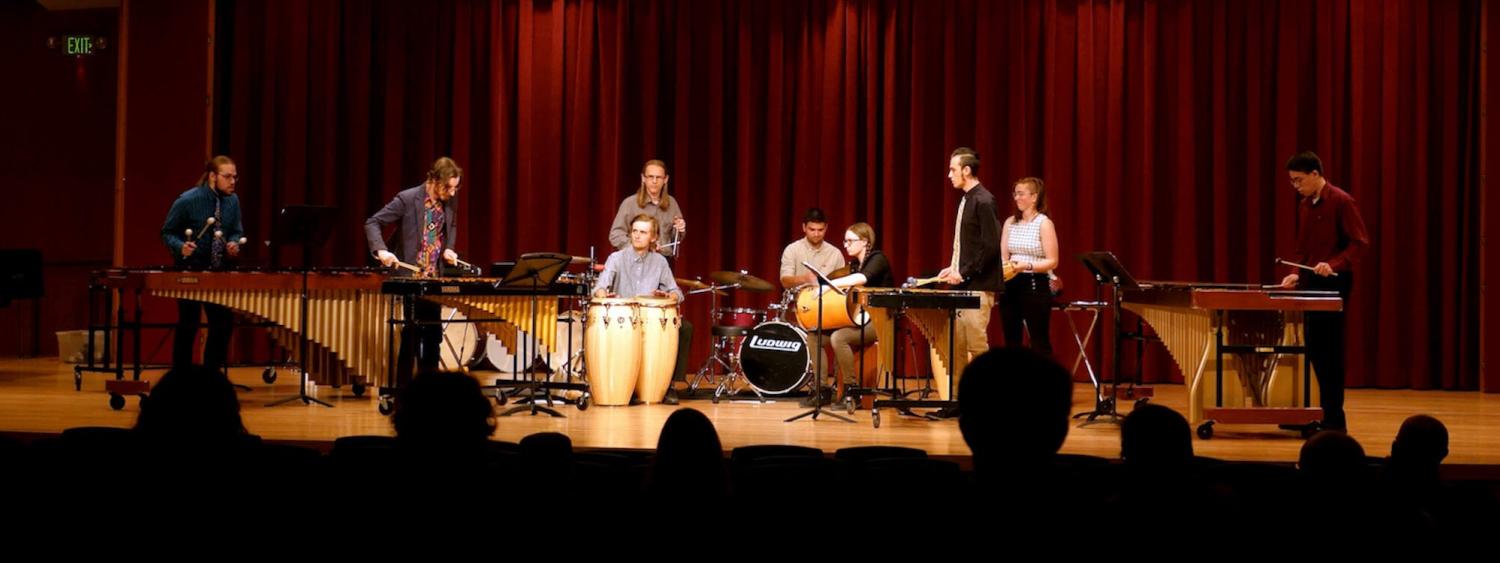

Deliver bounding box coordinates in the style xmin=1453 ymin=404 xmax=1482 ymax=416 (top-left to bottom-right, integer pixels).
xmin=210 ymin=196 xmax=225 ymax=269
xmin=417 ymin=202 xmax=444 ymax=277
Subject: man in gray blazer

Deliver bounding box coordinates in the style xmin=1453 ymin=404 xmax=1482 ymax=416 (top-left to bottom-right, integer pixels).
xmin=365 ymin=157 xmax=464 ymax=385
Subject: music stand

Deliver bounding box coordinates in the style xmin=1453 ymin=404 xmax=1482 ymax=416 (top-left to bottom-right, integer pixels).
xmin=266 ymin=206 xmax=339 ymax=408
xmin=496 ymin=253 xmax=574 ymax=417
xmin=1079 ymin=251 xmax=1140 ymax=290
xmin=785 ymin=262 xmax=854 ymax=423
xmin=1072 ymin=251 xmax=1139 ymax=425
xmin=271 ymin=205 xmax=338 ymax=269
xmin=0 ymin=249 xmax=43 ymax=307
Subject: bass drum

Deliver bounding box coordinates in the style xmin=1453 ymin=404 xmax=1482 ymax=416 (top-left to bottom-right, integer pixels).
xmin=438 ymin=307 xmax=483 ymax=370
xmin=737 ymin=321 xmax=811 ymax=395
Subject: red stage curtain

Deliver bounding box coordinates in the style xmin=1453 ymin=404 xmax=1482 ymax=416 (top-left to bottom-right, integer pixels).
xmin=215 ymin=0 xmax=1482 ymax=389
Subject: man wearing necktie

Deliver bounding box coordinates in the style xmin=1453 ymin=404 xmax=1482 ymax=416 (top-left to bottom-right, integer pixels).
xmin=160 ymin=155 xmax=245 ymax=371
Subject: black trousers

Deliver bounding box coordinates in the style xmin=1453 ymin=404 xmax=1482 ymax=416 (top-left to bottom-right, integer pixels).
xmin=397 ymin=299 xmax=443 ymax=387
xmin=1303 ymin=273 xmax=1352 ymax=430
xmin=1000 ymin=273 xmax=1053 ymax=357
xmin=174 ymin=300 xmax=235 ymax=372
xmin=673 ymin=320 xmax=694 ymax=382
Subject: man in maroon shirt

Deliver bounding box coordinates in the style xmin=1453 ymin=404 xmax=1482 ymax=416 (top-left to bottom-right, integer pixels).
xmin=1279 ymin=151 xmax=1370 ymax=432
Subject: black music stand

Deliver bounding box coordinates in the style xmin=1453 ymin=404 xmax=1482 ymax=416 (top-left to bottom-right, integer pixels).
xmin=496 ymin=253 xmax=575 ymax=417
xmin=785 ymin=262 xmax=854 ymax=423
xmin=0 ymin=250 xmax=42 ymax=358
xmin=271 ymin=205 xmax=337 ymax=269
xmin=1072 ymin=251 xmax=1137 ymax=424
xmin=266 ymin=206 xmax=339 ymax=408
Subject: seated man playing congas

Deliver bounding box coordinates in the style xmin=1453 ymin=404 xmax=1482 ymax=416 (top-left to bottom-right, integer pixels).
xmin=594 ymin=214 xmax=692 ymax=404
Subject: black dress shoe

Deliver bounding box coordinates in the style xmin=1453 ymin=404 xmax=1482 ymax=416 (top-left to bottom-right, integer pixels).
xmin=926 ymin=406 xmax=961 ymax=420
xmin=663 ymin=387 xmax=680 ymax=405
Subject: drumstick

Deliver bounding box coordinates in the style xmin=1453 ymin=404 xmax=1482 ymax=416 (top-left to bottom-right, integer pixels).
xmin=1276 ymin=257 xmax=1338 ymax=277
xmin=454 ymin=257 xmax=482 ymax=276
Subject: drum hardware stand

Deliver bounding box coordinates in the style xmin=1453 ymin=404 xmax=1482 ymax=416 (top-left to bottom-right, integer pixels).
xmin=439 ymin=307 xmax=477 ymax=371
xmin=687 ymin=279 xmax=764 ymax=402
xmin=1060 ymin=299 xmax=1110 ymax=424
xmin=785 ymin=263 xmax=853 ymax=423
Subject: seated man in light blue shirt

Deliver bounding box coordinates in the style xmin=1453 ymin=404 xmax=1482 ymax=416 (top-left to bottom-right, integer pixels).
xmin=595 ymin=215 xmax=684 ymax=302
xmin=595 ymin=214 xmax=693 ymax=403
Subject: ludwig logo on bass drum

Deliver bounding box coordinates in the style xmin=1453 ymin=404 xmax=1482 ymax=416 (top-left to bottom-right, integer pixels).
xmin=747 ymin=335 xmax=802 ymax=353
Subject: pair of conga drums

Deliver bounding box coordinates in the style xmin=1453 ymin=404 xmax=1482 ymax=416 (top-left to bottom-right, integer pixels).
xmin=583 ymin=297 xmax=681 ymax=406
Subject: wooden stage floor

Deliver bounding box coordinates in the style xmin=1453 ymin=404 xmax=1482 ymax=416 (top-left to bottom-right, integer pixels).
xmin=3 ymin=357 xmax=1499 ymax=467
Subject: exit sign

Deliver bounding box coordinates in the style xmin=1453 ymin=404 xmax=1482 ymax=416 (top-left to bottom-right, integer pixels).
xmin=65 ymin=35 xmax=94 ymax=55
xmin=48 ymin=35 xmax=108 ymax=56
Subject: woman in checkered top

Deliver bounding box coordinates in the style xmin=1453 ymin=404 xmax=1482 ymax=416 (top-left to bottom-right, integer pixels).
xmin=999 ymin=177 xmax=1059 ymax=357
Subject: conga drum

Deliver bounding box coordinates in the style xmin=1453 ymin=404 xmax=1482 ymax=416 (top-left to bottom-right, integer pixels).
xmin=794 ymin=284 xmax=859 ymax=331
xmin=633 ymin=297 xmax=681 ymax=404
xmin=584 ymin=298 xmax=641 ymax=406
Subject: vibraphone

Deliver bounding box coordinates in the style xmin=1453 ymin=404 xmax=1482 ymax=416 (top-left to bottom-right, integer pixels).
xmin=379 ymin=277 xmax=588 ymax=414
xmin=853 ymin=287 xmax=982 ymax=428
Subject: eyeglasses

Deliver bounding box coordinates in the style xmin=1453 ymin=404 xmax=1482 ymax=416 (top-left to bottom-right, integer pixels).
xmin=843 ymin=238 xmax=863 ymax=245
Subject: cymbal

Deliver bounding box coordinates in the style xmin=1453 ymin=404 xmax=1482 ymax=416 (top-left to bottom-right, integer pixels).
xmin=570 ymin=255 xmax=592 ymax=265
xmin=676 ymin=278 xmax=727 ymax=296
xmin=709 ymin=270 xmax=775 ymax=292
xmin=675 ymin=278 xmax=709 ymax=290
xmin=828 ymin=266 xmax=851 ymax=279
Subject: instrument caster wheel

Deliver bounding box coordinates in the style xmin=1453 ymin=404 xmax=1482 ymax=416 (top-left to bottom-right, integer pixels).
xmin=351 ymin=382 xmax=367 ymax=397
xmin=576 ymin=393 xmax=590 ymax=411
xmin=74 ymin=368 xmax=83 ymax=391
xmin=108 ymin=393 xmax=125 ymax=411
xmin=1197 ymin=421 xmax=1214 ymax=440
xmin=1301 ymin=421 xmax=1322 ymax=439
xmin=262 ymin=368 xmax=277 ymax=384
xmin=872 ymin=409 xmax=881 ymax=428
xmin=377 ymin=395 xmax=395 ymax=415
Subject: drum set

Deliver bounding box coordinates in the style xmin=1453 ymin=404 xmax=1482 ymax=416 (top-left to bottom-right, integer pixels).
xmin=685 ymin=269 xmax=866 ymax=403
xmin=429 ymin=258 xmax=863 ymax=409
